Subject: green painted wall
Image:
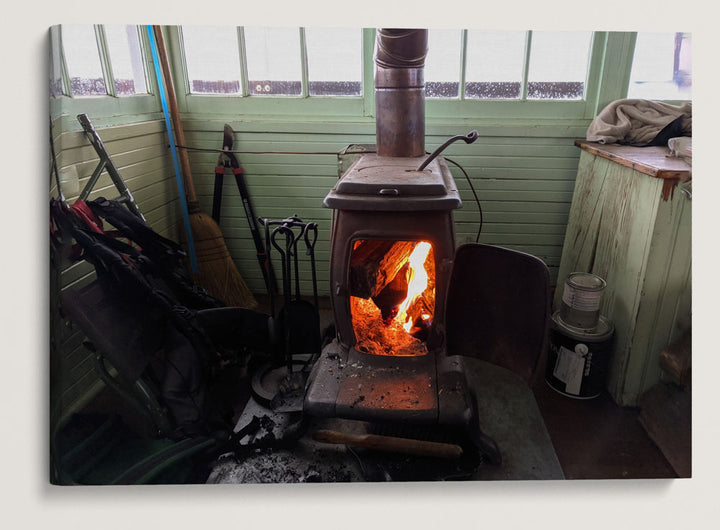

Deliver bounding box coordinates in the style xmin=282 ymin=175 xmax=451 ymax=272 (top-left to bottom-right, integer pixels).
xmin=178 ymin=118 xmax=588 ymax=295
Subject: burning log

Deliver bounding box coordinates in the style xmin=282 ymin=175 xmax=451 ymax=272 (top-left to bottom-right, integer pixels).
xmin=349 ymin=240 xmax=436 ymax=356
xmin=372 ymin=263 xmax=409 ymax=322
xmin=349 ymin=240 xmax=415 ymax=299
xmin=350 ymin=296 xmax=428 ymax=356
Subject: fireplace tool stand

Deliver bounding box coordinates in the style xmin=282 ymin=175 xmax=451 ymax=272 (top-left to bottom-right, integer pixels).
xmin=250 ymin=215 xmax=322 ymax=412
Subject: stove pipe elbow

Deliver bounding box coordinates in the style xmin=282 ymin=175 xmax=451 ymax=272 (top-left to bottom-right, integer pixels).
xmin=374 ymin=29 xmax=428 ymax=158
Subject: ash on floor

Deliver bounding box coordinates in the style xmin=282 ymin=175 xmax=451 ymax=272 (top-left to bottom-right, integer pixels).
xmin=207 ymin=446 xmax=362 ymax=484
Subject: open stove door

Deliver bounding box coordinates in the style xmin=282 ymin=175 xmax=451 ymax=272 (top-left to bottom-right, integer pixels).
xmin=445 ymin=244 xmax=551 ymax=386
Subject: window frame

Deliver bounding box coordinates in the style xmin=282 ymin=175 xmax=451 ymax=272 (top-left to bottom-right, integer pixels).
xmin=174 ymin=26 xmax=372 ymax=118
xmin=49 ymin=24 xmax=160 ymax=123
xmin=50 ymin=25 xmax=691 ymax=125
xmin=171 ymin=27 xmax=654 ymax=124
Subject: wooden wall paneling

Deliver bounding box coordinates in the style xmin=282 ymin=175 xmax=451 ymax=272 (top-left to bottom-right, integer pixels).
xmin=176 ymin=121 xmax=583 ymax=294
xmin=621 ymin=190 xmax=692 ymax=403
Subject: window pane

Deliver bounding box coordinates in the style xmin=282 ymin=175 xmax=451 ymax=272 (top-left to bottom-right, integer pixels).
xmin=104 ymin=25 xmax=147 ymax=95
xmin=244 ymin=27 xmax=302 ymax=96
xmin=465 ymin=30 xmax=526 ymax=99
xmin=50 ymin=26 xmax=64 ymax=97
xmin=62 ymin=24 xmax=107 ymax=96
xmin=182 ymin=26 xmax=242 ymax=94
xmin=628 ymin=32 xmax=691 ymax=100
xmin=305 ymin=27 xmax=361 ymax=96
xmin=425 ymin=29 xmax=462 ymax=98
xmin=527 ymin=31 xmax=591 ymax=100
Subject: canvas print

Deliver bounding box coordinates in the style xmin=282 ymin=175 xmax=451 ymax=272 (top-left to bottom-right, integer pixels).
xmin=48 ymin=24 xmax=691 ymax=485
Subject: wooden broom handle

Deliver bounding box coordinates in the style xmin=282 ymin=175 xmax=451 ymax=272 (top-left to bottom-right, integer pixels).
xmin=152 ymin=25 xmax=197 ymax=204
xmin=313 ymin=429 xmax=463 ymax=459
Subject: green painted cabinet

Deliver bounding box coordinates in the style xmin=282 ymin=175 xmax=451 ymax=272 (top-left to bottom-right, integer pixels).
xmin=554 ymin=141 xmax=692 ymax=406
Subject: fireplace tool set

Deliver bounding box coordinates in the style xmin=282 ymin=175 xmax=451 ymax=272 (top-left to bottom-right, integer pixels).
xmin=249 ymin=215 xmax=322 ymax=412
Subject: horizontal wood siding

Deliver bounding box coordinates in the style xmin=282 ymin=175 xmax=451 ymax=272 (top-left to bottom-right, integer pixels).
xmin=180 ymin=118 xmax=585 ymax=296
xmin=50 ymin=116 xmax=180 ymax=421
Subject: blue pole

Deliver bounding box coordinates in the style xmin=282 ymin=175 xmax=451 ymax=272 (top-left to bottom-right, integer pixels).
xmin=146 ymin=25 xmax=199 ymax=273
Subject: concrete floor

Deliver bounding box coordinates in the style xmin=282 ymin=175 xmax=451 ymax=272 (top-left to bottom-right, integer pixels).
xmin=532 ymin=379 xmax=677 ymax=479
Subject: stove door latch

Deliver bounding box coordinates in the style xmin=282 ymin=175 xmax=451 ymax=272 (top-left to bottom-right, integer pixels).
xmin=334 ymin=282 xmax=348 ymax=297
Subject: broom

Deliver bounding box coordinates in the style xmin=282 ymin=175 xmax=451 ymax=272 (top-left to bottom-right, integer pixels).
xmin=150 ymin=25 xmax=256 ymax=309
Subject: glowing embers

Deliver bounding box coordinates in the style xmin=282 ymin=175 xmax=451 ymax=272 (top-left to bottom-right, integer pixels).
xmin=349 ymin=240 xmax=436 ymax=356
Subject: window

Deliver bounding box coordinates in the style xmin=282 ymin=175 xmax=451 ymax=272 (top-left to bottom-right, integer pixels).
xmin=182 ymin=26 xmax=243 ymax=94
xmin=180 ymin=27 xmax=594 ymax=104
xmin=61 ymin=25 xmax=107 ymax=96
xmin=104 ymin=25 xmax=148 ymax=95
xmin=49 ymin=26 xmax=64 ymax=97
xmin=425 ymin=29 xmax=593 ymax=101
xmin=305 ymin=27 xmax=362 ymax=96
xmin=627 ymin=32 xmax=691 ymax=100
xmin=182 ymin=25 xmax=363 ymax=97
xmin=526 ymin=31 xmax=592 ymax=100
xmin=174 ymin=27 xmax=691 ymax=121
xmin=465 ymin=30 xmax=527 ymax=99
xmin=244 ymin=27 xmax=303 ymax=96
xmin=424 ymin=29 xmax=463 ymax=98
xmin=51 ymin=24 xmax=149 ymax=98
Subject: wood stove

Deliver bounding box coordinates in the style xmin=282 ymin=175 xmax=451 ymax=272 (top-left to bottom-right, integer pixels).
xmin=304 ymin=29 xmax=480 ymax=432
xmin=304 ymin=152 xmax=480 ymax=429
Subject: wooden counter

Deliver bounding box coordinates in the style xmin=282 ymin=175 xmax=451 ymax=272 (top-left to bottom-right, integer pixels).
xmin=554 ymin=141 xmax=692 ymax=406
xmin=575 ymin=140 xmax=691 ymax=200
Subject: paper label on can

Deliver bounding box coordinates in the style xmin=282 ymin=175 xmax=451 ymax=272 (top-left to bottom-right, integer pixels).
xmin=562 ymin=285 xmax=603 ymax=312
xmin=553 ymin=344 xmax=588 ymax=395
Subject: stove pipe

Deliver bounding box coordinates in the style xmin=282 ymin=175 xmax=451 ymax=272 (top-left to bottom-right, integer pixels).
xmin=374 ymin=28 xmax=428 ymax=158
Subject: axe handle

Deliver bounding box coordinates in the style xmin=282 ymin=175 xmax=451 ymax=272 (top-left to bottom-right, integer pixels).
xmin=313 ymin=429 xmax=463 ymax=459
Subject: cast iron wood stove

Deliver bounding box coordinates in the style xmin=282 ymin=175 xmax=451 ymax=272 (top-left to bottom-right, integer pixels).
xmin=304 ymin=29 xmax=483 ymax=435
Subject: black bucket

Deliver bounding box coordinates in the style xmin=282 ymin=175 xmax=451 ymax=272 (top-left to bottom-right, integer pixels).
xmin=546 ymin=311 xmax=615 ymax=399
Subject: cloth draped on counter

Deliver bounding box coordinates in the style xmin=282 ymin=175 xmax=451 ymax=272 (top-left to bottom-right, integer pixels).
xmin=586 ymin=99 xmax=692 ymax=146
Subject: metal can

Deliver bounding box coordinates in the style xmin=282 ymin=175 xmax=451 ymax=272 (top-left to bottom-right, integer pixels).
xmin=559 ymin=272 xmax=607 ymax=330
xmin=546 ymin=311 xmax=615 ymax=399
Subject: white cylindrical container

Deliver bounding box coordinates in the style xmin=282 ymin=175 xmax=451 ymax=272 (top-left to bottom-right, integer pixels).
xmin=559 ymin=272 xmax=606 ymax=330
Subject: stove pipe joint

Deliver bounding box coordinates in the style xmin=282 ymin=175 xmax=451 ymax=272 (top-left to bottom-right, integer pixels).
xmin=374 ymin=28 xmax=428 ymax=158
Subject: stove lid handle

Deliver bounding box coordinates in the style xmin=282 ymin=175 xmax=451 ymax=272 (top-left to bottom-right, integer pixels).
xmin=416 ymin=130 xmax=478 ymax=171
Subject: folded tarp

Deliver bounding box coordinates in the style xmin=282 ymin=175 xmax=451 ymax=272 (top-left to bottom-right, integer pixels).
xmin=587 ymin=99 xmax=692 ymax=145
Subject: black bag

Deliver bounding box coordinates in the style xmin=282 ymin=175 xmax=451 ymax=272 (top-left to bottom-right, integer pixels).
xmin=51 ymin=199 xmax=270 ymax=438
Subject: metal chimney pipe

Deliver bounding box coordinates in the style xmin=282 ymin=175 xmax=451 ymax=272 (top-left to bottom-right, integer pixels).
xmin=374 ymin=29 xmax=428 ymax=158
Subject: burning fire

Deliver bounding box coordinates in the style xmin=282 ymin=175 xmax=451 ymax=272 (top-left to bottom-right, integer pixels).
xmin=350 ymin=240 xmax=435 ymax=356
xmin=394 ymin=241 xmax=432 ymax=332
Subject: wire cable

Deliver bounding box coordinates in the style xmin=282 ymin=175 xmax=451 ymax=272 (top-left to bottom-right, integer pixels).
xmin=442 ymin=156 xmax=483 ymax=244
xmin=174 ymin=143 xmax=483 ymax=241
xmin=176 ymin=144 xmax=341 ymax=156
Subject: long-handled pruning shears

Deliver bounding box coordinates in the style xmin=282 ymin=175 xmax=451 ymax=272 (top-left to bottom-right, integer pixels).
xmin=214 ymin=125 xmax=278 ymax=295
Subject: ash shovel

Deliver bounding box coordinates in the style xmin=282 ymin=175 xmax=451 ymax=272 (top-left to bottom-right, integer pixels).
xmin=270 ymin=222 xmax=321 ymax=366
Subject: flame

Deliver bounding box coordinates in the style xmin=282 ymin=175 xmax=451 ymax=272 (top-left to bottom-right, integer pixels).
xmin=394 ymin=241 xmax=432 ymax=332
xmin=349 ymin=239 xmax=435 ymax=356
